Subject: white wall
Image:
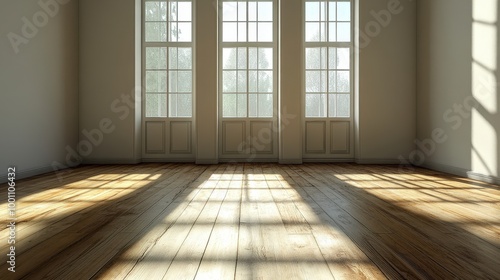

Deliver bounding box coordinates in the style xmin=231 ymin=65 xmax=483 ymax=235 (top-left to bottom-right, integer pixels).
xmin=417 ymin=0 xmax=500 ymax=183
xmin=356 ymin=0 xmax=417 ymax=163
xmin=0 ymin=0 xmax=79 ymax=182
xmin=79 ymin=0 xmax=142 ymax=164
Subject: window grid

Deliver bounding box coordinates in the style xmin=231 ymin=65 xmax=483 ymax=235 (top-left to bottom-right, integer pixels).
xmin=144 ymin=0 xmax=193 ymax=118
xmin=305 ymin=0 xmax=352 ymax=118
xmin=220 ymin=0 xmax=276 ymax=118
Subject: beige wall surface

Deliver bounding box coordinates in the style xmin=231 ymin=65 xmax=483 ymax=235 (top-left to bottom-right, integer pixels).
xmin=357 ymin=0 xmax=417 ymax=163
xmin=417 ymin=0 xmax=500 ymax=182
xmin=0 ymin=0 xmax=79 ymax=181
xmin=79 ymin=0 xmax=141 ymax=164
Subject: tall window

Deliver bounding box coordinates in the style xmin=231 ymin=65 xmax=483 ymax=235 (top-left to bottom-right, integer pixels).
xmin=144 ymin=0 xmax=193 ymax=118
xmin=304 ymin=0 xmax=352 ymax=118
xmin=220 ymin=0 xmax=277 ymax=118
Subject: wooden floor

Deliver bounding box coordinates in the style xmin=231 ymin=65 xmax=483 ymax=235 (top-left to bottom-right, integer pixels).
xmin=0 ymin=163 xmax=499 ymax=279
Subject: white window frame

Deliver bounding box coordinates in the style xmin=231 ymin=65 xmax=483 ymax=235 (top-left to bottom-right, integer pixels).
xmin=142 ymin=0 xmax=195 ymax=119
xmin=303 ymin=0 xmax=354 ymax=120
xmin=218 ymin=0 xmax=279 ymax=120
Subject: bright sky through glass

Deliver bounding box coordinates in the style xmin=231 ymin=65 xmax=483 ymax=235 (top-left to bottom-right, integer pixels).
xmin=222 ymin=1 xmax=273 ymax=42
xmin=305 ymin=1 xmax=351 ymax=22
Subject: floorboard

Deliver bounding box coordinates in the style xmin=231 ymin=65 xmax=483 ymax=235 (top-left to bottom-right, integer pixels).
xmin=0 ymin=163 xmax=499 ymax=280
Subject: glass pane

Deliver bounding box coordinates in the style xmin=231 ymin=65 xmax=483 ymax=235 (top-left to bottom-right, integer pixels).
xmin=223 ymin=22 xmax=238 ymax=42
xmin=306 ymin=2 xmax=320 ymax=21
xmin=145 ymin=22 xmax=167 ymax=42
xmin=169 ymin=22 xmax=178 ymax=41
xmin=237 ymin=71 xmax=247 ymax=92
xmin=337 ymin=94 xmax=350 ymax=117
xmin=258 ymin=48 xmax=273 ymax=69
xmin=169 ymin=94 xmax=178 ymax=117
xmin=336 ymin=48 xmax=350 ymax=69
xmin=178 ymin=48 xmax=192 ymax=69
xmin=146 ymin=71 xmax=167 ymax=92
xmin=223 ymin=2 xmax=237 ymax=21
xmin=238 ymin=48 xmax=247 ymax=69
xmin=337 ymin=71 xmax=350 ymax=92
xmin=258 ymin=22 xmax=273 ymax=42
xmin=146 ymin=94 xmax=167 ymax=117
xmin=248 ymin=22 xmax=257 ymax=42
xmin=238 ymin=22 xmax=247 ymax=42
xmin=238 ymin=2 xmax=247 ymax=21
xmin=249 ymin=94 xmax=258 ymax=117
xmin=328 ymin=47 xmax=336 ymax=69
xmin=306 ymin=71 xmax=326 ymax=93
xmin=320 ymin=1 xmax=327 ymax=21
xmin=337 ymin=2 xmax=351 ymax=21
xmin=170 ymin=94 xmax=192 ymax=117
xmin=337 ymin=22 xmax=350 ymax=42
xmin=258 ymin=2 xmax=273 ymax=21
xmin=223 ymin=48 xmax=237 ymax=69
xmin=320 ymin=21 xmax=327 ymax=41
xmin=177 ymin=71 xmax=192 ymax=92
xmin=306 ymin=48 xmax=321 ymax=69
xmin=328 ymin=22 xmax=336 ymax=42
xmin=328 ymin=94 xmax=337 ymax=117
xmin=259 ymin=94 xmax=273 ymax=117
xmin=145 ymin=2 xmax=167 ymax=21
xmin=306 ymin=22 xmax=320 ymax=42
xmin=146 ymin=47 xmax=167 ymax=69
xmin=169 ymin=47 xmax=177 ymax=69
xmin=249 ymin=94 xmax=273 ymax=117
xmin=248 ymin=1 xmax=257 ymax=21
xmin=249 ymin=48 xmax=258 ymax=69
xmin=223 ymin=71 xmax=237 ymax=92
xmin=320 ymin=47 xmax=327 ymax=69
xmin=237 ymin=94 xmax=247 ymax=117
xmin=178 ymin=22 xmax=192 ymax=42
xmin=169 ymin=71 xmax=178 ymax=92
xmin=223 ymin=94 xmax=236 ymax=117
xmin=305 ymin=94 xmax=327 ymax=117
xmin=145 ymin=2 xmax=158 ymax=21
xmin=258 ymin=71 xmax=273 ymax=92
xmin=320 ymin=70 xmax=327 ymax=92
xmin=249 ymin=71 xmax=258 ymax=92
xmin=177 ymin=2 xmax=192 ymax=21
xmin=169 ymin=1 xmax=177 ymax=21
xmin=328 ymin=70 xmax=336 ymax=92
xmin=328 ymin=1 xmax=336 ymax=21
xmin=178 ymin=94 xmax=193 ymax=117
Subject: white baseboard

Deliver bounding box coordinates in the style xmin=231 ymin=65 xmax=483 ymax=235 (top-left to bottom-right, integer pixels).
xmin=467 ymin=171 xmax=500 ymax=185
xmin=81 ymin=158 xmax=142 ymax=165
xmin=218 ymin=158 xmax=278 ymax=163
xmin=279 ymin=159 xmax=303 ymax=164
xmin=142 ymin=158 xmax=195 ymax=163
xmin=421 ymin=161 xmax=499 ymax=186
xmin=195 ymin=159 xmax=219 ymax=165
xmin=303 ymin=158 xmax=354 ymax=163
xmin=355 ymin=158 xmax=405 ymax=165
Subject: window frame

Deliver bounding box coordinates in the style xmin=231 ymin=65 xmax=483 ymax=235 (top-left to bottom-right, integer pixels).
xmin=303 ymin=0 xmax=354 ymax=120
xmin=142 ymin=0 xmax=195 ymax=119
xmin=218 ymin=0 xmax=279 ymax=119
